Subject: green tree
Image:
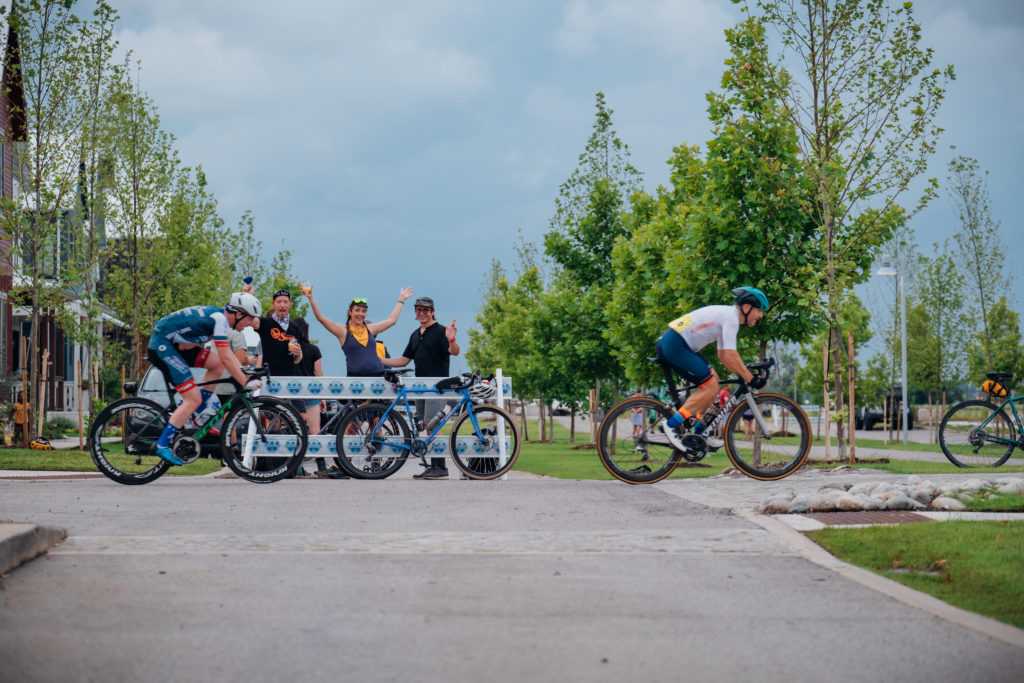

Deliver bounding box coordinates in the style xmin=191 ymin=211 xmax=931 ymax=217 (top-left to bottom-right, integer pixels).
xmin=0 ymin=1 xmax=116 ymax=427
xmin=967 ymin=297 xmax=1023 ymax=387
xmin=682 ymin=17 xmax=822 ymax=355
xmin=607 ymin=146 xmax=705 ymax=386
xmin=746 ymin=0 xmax=953 ymax=445
xmin=544 ymin=92 xmax=642 ymax=409
xmin=948 ymin=155 xmax=1010 ymax=370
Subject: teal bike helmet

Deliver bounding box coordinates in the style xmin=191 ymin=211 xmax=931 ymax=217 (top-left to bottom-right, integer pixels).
xmin=732 ymin=286 xmax=770 ymax=311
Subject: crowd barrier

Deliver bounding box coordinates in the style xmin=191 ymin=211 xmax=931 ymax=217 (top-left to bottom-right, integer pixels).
xmin=240 ymin=370 xmax=513 ymax=471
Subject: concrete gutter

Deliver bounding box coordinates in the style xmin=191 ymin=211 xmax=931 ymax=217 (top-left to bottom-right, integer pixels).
xmin=0 ymin=523 xmax=67 ymax=576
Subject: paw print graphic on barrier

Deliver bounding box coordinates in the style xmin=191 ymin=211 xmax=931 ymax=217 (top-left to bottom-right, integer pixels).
xmin=431 ymin=441 xmax=447 ymax=454
xmin=328 ymin=440 xmax=338 ymax=454
xmin=286 ymin=381 xmax=302 ymax=395
xmin=308 ymin=439 xmax=322 ymax=454
xmin=285 ymin=438 xmax=297 ymax=453
xmin=349 ymin=382 xmax=365 ymax=395
xmin=347 ymin=440 xmax=362 ymax=454
xmin=370 ymin=382 xmax=385 ymax=395
xmin=328 ymin=382 xmax=344 ymax=395
xmin=455 ymin=440 xmax=468 ymax=454
xmin=412 ymin=382 xmax=428 ymax=392
xmin=265 ymin=439 xmax=280 ymax=453
xmin=307 ymin=381 xmax=323 ymax=395
xmin=473 ymin=440 xmax=486 ymax=454
xmin=502 ymin=383 xmax=512 ymax=396
xmin=267 ymin=380 xmax=282 ymax=394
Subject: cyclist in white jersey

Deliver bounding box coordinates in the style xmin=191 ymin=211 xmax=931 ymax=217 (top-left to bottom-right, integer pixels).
xmin=656 ymin=286 xmax=769 ymax=450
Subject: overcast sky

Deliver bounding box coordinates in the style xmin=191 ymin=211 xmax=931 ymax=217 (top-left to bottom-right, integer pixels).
xmin=111 ymin=1 xmax=1024 ymax=372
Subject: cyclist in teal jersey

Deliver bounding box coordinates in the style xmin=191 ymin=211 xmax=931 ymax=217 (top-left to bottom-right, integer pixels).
xmin=147 ymin=293 xmax=263 ymax=465
xmin=657 ymin=286 xmax=769 ymax=450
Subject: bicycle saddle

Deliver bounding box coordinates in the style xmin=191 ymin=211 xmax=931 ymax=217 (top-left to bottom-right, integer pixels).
xmin=986 ymin=371 xmax=1014 ymax=386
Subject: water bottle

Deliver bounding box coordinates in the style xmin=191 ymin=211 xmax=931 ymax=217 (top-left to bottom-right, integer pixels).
xmin=424 ymin=404 xmax=454 ymax=433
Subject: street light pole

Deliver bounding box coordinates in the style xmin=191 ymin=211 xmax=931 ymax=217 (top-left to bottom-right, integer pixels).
xmin=897 ymin=271 xmax=909 ymax=445
xmin=876 ymin=263 xmax=909 ymax=445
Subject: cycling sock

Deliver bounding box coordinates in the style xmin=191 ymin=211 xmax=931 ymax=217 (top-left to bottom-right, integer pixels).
xmin=667 ymin=407 xmax=693 ymax=429
xmin=157 ymin=422 xmax=180 ymax=448
xmin=693 ymin=419 xmax=706 ymax=434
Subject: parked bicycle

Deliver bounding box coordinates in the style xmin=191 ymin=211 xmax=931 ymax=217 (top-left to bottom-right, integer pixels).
xmin=597 ymin=358 xmax=811 ymax=484
xmin=938 ymin=372 xmax=1024 ymax=468
xmin=334 ymin=370 xmax=520 ymax=479
xmin=88 ymin=366 xmax=308 ymax=484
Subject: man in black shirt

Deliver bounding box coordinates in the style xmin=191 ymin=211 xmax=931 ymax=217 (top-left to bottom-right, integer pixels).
xmin=383 ymin=296 xmax=459 ymax=479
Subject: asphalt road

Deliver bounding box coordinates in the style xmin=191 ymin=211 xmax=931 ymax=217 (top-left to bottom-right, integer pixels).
xmin=1 ymin=476 xmax=1021 ymax=683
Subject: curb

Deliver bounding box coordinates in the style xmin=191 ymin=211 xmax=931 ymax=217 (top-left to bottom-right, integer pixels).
xmin=0 ymin=523 xmax=67 ymax=576
xmin=740 ymin=510 xmax=1024 ymax=650
xmin=653 ymin=484 xmax=1024 ymax=650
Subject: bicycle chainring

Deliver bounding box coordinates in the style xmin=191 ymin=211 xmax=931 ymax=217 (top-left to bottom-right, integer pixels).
xmin=172 ymin=436 xmax=201 ymax=464
xmin=680 ymin=434 xmax=707 ymax=462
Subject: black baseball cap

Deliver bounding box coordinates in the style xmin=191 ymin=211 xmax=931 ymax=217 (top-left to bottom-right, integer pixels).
xmin=414 ymin=297 xmax=435 ymax=309
xmin=272 ymin=289 xmax=291 ymax=300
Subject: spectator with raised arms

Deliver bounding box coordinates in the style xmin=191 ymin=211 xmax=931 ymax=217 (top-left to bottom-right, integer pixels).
xmin=304 ymin=284 xmax=414 ymax=377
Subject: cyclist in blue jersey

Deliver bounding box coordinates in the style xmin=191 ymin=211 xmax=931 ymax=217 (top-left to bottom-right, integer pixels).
xmin=147 ymin=292 xmax=263 ymax=465
xmin=657 ymin=286 xmax=769 ymax=451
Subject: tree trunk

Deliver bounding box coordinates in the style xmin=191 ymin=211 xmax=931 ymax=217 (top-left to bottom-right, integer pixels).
xmin=570 ymin=408 xmax=576 ymax=443
xmin=548 ymin=403 xmax=554 ymax=443
xmin=821 ymin=337 xmax=830 ymax=459
xmin=538 ymin=401 xmax=547 ymax=442
xmin=519 ymin=399 xmax=530 ymax=442
xmin=847 ymin=331 xmax=856 ymax=465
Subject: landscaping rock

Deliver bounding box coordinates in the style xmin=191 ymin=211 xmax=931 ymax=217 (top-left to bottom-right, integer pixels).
xmin=930 ymin=496 xmax=966 ymax=511
xmin=819 ymin=482 xmax=852 ymax=491
xmin=836 ymin=494 xmax=866 ymax=511
xmin=960 ymin=478 xmax=990 ymax=492
xmin=788 ymin=496 xmax=811 ymax=514
xmin=809 ymin=493 xmax=841 ymax=512
xmin=761 ymin=497 xmax=794 ymax=514
xmin=910 ymin=486 xmax=939 ymax=505
xmin=996 ymin=478 xmax=1024 ymax=495
xmin=862 ymin=496 xmax=885 ymax=511
xmin=848 ymin=482 xmax=877 ymax=496
xmin=883 ymin=494 xmax=918 ymax=511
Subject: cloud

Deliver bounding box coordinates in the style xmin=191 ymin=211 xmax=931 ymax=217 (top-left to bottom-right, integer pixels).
xmin=556 ymin=0 xmax=731 ymax=64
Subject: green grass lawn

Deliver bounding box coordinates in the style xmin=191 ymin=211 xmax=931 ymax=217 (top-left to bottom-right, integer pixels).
xmin=808 ymin=521 xmax=1024 ymax=628
xmin=511 ymin=420 xmax=1024 ymax=480
xmin=965 ymin=492 xmax=1024 ymax=512
xmin=0 ymin=448 xmax=222 ymax=476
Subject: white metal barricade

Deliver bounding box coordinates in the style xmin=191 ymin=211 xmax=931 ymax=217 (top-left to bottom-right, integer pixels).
xmin=245 ymin=371 xmax=514 ymax=479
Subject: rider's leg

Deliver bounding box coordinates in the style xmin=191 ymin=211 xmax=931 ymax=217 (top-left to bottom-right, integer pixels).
xmin=683 ymin=370 xmax=719 ymax=421
xmin=657 ymin=330 xmax=715 ymax=429
xmin=149 ymin=344 xmax=201 ymax=465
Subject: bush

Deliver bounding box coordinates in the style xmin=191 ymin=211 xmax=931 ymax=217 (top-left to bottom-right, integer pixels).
xmin=42 ymin=416 xmax=79 ymax=440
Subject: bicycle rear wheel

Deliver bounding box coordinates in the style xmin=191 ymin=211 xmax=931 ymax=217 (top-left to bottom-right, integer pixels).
xmin=335 ymin=403 xmax=412 ymax=479
xmin=723 ymin=392 xmax=810 ymax=481
xmin=597 ymin=397 xmax=679 ymax=484
xmin=220 ymin=397 xmax=307 ymax=483
xmin=939 ymin=400 xmax=1017 ymax=467
xmin=88 ymin=398 xmax=172 ymax=485
xmin=448 ymin=405 xmax=520 ymax=479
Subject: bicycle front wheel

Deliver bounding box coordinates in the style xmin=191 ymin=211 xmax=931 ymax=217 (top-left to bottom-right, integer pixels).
xmin=723 ymin=392 xmax=810 ymax=481
xmin=335 ymin=403 xmax=412 ymax=479
xmin=220 ymin=397 xmax=308 ymax=483
xmin=597 ymin=397 xmax=679 ymax=484
xmin=88 ymin=398 xmax=172 ymax=485
xmin=939 ymin=400 xmax=1017 ymax=467
xmin=448 ymin=405 xmax=520 ymax=479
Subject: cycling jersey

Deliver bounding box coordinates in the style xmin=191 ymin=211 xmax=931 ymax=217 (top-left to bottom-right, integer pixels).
xmin=148 ymin=306 xmax=230 ymax=391
xmin=668 ymin=305 xmax=739 ymax=352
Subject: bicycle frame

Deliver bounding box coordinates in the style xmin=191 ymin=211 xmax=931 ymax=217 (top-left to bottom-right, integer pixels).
xmin=977 ymin=394 xmax=1024 ymax=447
xmin=657 ymin=362 xmax=775 ymax=439
xmin=368 ymin=384 xmax=478 ymax=454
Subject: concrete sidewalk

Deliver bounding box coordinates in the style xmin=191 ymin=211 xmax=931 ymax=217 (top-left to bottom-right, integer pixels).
xmin=0 ymin=523 xmax=66 ymax=575
xmin=2 ymin=476 xmax=1022 ymax=682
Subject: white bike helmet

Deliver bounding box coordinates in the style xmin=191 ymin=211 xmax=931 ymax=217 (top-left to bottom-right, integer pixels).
xmin=468 ymin=378 xmax=497 ymax=403
xmin=227 ymin=291 xmax=262 ymax=318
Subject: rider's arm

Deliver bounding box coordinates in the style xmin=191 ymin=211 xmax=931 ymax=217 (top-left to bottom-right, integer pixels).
xmin=717 ymin=349 xmax=753 ymax=384
xmin=367 ymin=288 xmax=413 ymax=335
xmin=308 ymin=291 xmax=347 ymax=342
xmin=217 ymin=341 xmax=250 ymax=385
xmin=381 ymin=355 xmax=410 ymax=367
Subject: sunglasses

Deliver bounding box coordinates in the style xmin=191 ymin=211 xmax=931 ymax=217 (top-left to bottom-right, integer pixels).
xmin=350 ymin=298 xmax=368 ymax=307
xmin=414 ymin=306 xmax=433 ymax=312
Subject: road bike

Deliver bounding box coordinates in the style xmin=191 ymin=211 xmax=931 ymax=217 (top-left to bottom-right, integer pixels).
xmin=597 ymin=358 xmax=811 ymax=484
xmin=88 ymin=365 xmax=308 ymax=484
xmin=334 ymin=370 xmax=520 ymax=479
xmin=938 ymin=372 xmax=1024 ymax=468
